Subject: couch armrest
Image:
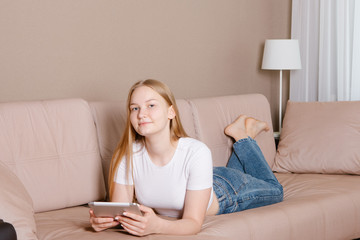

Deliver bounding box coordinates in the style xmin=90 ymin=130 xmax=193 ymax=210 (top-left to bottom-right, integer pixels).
xmin=0 ymin=219 xmax=17 ymax=240
xmin=0 ymin=161 xmax=38 ymax=240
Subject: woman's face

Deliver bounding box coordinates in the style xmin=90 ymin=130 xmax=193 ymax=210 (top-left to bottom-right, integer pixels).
xmin=129 ymin=86 xmax=175 ymax=138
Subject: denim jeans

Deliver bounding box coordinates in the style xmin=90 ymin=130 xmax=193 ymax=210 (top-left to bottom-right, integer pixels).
xmin=213 ymin=137 xmax=283 ymax=215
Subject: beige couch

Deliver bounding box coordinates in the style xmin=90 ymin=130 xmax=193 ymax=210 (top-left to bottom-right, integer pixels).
xmin=1 ymin=94 xmax=359 ymax=240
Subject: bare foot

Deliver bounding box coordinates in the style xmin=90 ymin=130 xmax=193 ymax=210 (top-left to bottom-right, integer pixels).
xmin=245 ymin=117 xmax=269 ymax=139
xmin=224 ymin=115 xmax=248 ymax=141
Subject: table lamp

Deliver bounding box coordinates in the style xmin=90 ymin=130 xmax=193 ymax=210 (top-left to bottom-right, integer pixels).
xmin=262 ymin=39 xmax=302 ymax=135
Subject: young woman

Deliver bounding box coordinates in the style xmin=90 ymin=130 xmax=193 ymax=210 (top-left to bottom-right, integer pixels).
xmin=90 ymin=79 xmax=283 ymax=236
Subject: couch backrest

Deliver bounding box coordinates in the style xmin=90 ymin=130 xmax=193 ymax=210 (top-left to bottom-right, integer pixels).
xmin=90 ymin=94 xmax=276 ymax=190
xmin=189 ymin=94 xmax=276 ymax=167
xmin=0 ymin=99 xmax=106 ymax=213
xmin=0 ymin=95 xmax=274 ymax=212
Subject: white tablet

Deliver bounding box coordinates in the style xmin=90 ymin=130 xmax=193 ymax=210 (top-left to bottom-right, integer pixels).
xmin=88 ymin=202 xmax=143 ymax=218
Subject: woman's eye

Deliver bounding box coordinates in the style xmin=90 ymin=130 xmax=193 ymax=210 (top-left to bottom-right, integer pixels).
xmin=148 ymin=104 xmax=155 ymax=108
xmin=131 ymin=107 xmax=139 ymax=111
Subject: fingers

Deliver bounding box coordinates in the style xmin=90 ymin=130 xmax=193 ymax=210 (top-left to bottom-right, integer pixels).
xmin=89 ymin=209 xmax=96 ymax=217
xmin=117 ymin=204 xmax=149 ymax=221
xmin=116 ymin=206 xmax=156 ymax=236
xmin=138 ymin=204 xmax=152 ymax=214
xmin=123 ymin=211 xmax=143 ymax=221
xmin=116 ymin=213 xmax=147 ymax=236
xmin=91 ymin=217 xmax=120 ymax=232
xmin=121 ymin=220 xmax=145 ymax=236
xmin=89 ymin=209 xmax=119 ymax=232
xmin=118 ymin=214 xmax=148 ymax=236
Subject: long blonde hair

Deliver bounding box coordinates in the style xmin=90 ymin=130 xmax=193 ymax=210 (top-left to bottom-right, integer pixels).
xmin=108 ymin=79 xmax=188 ymax=200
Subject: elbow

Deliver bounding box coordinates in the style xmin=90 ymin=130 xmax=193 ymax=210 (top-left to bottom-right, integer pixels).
xmin=178 ymin=219 xmax=203 ymax=235
xmin=189 ymin=220 xmax=203 ymax=235
xmin=193 ymin=226 xmax=202 ymax=235
xmin=183 ymin=225 xmax=202 ymax=235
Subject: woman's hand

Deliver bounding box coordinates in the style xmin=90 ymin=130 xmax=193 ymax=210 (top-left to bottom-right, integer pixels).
xmin=89 ymin=209 xmax=120 ymax=232
xmin=116 ymin=205 xmax=162 ymax=236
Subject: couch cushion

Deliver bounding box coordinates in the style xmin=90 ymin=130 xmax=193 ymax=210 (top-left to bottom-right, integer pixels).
xmin=0 ymin=161 xmax=38 ymax=240
xmin=34 ymin=174 xmax=360 ymax=240
xmin=274 ymin=173 xmax=360 ymax=239
xmin=0 ymin=99 xmax=106 ymax=212
xmin=273 ymin=100 xmax=360 ymax=174
xmin=90 ymin=101 xmax=127 ymax=190
xmin=189 ymin=94 xmax=276 ymax=167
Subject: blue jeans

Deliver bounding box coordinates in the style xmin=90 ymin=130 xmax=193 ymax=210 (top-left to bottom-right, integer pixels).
xmin=213 ymin=137 xmax=283 ymax=215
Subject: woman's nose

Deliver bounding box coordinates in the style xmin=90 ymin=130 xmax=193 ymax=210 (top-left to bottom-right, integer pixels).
xmin=138 ymin=107 xmax=147 ymax=118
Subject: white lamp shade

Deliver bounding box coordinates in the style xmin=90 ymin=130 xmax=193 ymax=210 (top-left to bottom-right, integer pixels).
xmin=262 ymin=39 xmax=302 ymax=70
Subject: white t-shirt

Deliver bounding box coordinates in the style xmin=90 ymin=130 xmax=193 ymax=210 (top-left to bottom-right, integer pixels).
xmin=114 ymin=137 xmax=213 ymax=218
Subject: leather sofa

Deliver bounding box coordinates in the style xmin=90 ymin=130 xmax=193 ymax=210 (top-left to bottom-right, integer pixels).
xmin=1 ymin=94 xmax=359 ymax=240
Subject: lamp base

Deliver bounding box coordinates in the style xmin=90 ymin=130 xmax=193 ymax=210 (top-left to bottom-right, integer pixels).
xmin=273 ymin=131 xmax=280 ymax=139
xmin=273 ymin=131 xmax=280 ymax=149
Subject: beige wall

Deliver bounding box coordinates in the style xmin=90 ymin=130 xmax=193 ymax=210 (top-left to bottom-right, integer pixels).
xmin=0 ymin=0 xmax=291 ymax=130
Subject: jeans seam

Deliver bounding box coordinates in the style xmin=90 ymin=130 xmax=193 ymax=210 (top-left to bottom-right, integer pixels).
xmin=233 ymin=137 xmax=255 ymax=146
xmin=213 ymin=173 xmax=239 ymax=195
xmin=213 ymin=180 xmax=239 ymax=214
xmin=240 ymin=188 xmax=283 ymax=203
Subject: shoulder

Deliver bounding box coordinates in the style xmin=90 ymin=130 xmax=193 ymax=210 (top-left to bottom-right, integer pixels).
xmin=179 ymin=137 xmax=208 ymax=148
xmin=178 ymin=138 xmax=211 ymax=155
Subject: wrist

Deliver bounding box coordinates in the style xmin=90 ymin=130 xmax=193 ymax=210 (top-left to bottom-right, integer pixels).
xmin=156 ymin=216 xmax=166 ymax=234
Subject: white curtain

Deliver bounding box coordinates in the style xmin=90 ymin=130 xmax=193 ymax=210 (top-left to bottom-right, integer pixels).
xmin=290 ymin=0 xmax=360 ymax=102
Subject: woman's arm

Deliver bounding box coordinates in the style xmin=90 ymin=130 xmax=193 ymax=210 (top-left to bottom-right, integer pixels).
xmin=111 ymin=183 xmax=134 ymax=202
xmin=117 ymin=188 xmax=211 ymax=236
xmin=160 ymin=188 xmax=212 ymax=234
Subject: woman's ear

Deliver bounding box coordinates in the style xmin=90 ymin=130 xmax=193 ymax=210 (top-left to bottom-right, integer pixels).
xmin=168 ymin=105 xmax=176 ymax=119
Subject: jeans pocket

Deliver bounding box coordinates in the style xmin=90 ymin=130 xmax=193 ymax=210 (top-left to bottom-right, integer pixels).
xmin=213 ymin=167 xmax=250 ymax=214
xmin=213 ymin=167 xmax=249 ymax=193
xmin=213 ymin=178 xmax=234 ymax=214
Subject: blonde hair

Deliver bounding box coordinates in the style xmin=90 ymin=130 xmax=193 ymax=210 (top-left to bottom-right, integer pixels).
xmin=108 ymin=79 xmax=188 ymax=200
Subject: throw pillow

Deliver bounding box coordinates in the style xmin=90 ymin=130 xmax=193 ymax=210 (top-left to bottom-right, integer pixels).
xmin=273 ymin=101 xmax=360 ymax=175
